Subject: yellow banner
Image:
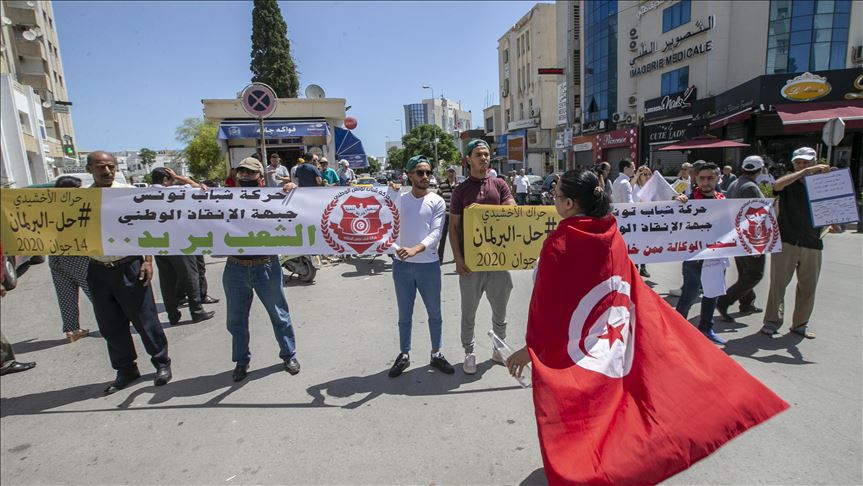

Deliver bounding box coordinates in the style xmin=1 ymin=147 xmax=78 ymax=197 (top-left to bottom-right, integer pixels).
xmin=463 ymin=204 xmax=561 ymax=271
xmin=0 ymin=188 xmax=103 ymax=256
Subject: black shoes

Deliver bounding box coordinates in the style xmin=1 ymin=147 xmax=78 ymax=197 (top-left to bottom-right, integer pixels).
xmin=639 ymin=265 xmax=650 ymax=278
xmin=233 ymin=363 xmax=249 ymax=382
xmin=284 ymin=357 xmax=301 ymax=375
xmin=105 ymin=369 xmax=141 ymax=395
xmin=0 ymin=361 xmax=36 ymax=376
xmin=202 ymin=295 xmax=220 ymax=304
xmin=192 ymin=310 xmax=216 ymax=323
xmin=716 ymin=300 xmax=735 ymax=321
xmin=168 ymin=310 xmax=182 ymax=326
xmin=430 ymin=354 xmax=455 ymax=374
xmin=740 ymin=304 xmax=763 ymax=314
xmin=154 ymin=366 xmax=172 ymax=386
xmin=388 ymin=353 xmax=410 ymax=377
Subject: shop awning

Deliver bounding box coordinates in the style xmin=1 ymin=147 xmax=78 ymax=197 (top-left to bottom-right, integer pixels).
xmin=657 ymin=137 xmax=750 ymax=151
xmin=708 ymin=108 xmax=753 ymax=130
xmin=217 ymin=119 xmax=330 ymax=140
xmin=335 ymin=127 xmax=368 ymax=168
xmin=776 ymin=101 xmax=863 ymax=133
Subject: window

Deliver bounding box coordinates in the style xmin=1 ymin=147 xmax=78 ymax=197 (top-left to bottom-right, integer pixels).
xmin=661 ymin=66 xmax=689 ymax=96
xmin=526 ymin=31 xmax=530 ymax=51
xmin=662 ymin=0 xmax=691 ymax=33
xmin=766 ymin=0 xmax=850 ymax=73
xmin=486 ymin=117 xmax=494 ymax=133
xmin=18 ymin=111 xmax=31 ymax=135
xmin=519 ymin=103 xmax=524 ymax=119
xmin=503 ymin=49 xmax=509 ymax=63
xmin=505 ymin=109 xmax=511 ymax=123
xmin=529 ymin=99 xmax=534 ymax=116
xmin=582 ymin=0 xmax=618 ymax=124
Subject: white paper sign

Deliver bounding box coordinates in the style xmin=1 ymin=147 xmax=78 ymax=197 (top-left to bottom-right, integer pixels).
xmin=635 ymin=172 xmax=679 ymax=202
xmin=803 ymin=168 xmax=859 ymax=226
xmin=700 ymin=258 xmax=729 ymax=298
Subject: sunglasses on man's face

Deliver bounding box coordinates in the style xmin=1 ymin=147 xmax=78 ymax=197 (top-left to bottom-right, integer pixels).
xmin=412 ymin=170 xmax=433 ymax=177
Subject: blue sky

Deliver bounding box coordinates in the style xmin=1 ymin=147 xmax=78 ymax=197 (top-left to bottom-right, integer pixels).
xmin=53 ymin=1 xmax=542 ymax=158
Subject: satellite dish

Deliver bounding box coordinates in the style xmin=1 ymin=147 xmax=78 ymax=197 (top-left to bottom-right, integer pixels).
xmin=305 ymin=84 xmax=325 ymax=99
xmin=1 ymin=16 xmax=13 ymax=26
xmin=22 ymin=29 xmax=38 ymax=41
xmin=26 ymin=1 xmax=36 ymax=7
xmin=42 ymin=100 xmax=53 ymax=108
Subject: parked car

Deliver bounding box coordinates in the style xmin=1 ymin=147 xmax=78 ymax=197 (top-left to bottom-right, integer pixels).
xmin=352 ymin=177 xmax=378 ymax=187
xmin=3 ymin=254 xmax=44 ymax=290
xmin=526 ymin=175 xmax=544 ymax=205
xmin=456 ymin=175 xmax=466 ymax=184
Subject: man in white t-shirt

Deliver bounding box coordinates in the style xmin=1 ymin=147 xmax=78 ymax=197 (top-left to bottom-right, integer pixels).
xmin=266 ymin=153 xmax=291 ymax=188
xmin=611 ymin=159 xmax=635 ymax=204
xmin=387 ymin=155 xmax=455 ymax=378
xmin=513 ymin=168 xmax=530 ymax=205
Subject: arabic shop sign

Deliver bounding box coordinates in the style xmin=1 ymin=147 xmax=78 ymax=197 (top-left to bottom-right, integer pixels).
xmin=218 ymin=121 xmax=329 ymax=140
xmin=780 ymin=72 xmax=832 ymax=102
xmin=629 ymin=16 xmax=715 ymax=78
xmin=644 ymin=86 xmax=697 ymax=121
xmin=636 ymin=0 xmax=666 ymax=19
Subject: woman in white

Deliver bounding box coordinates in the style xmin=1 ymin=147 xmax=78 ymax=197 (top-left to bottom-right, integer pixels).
xmin=631 ymin=165 xmax=652 ymax=202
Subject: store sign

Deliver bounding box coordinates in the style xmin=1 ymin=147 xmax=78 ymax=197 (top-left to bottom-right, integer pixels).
xmin=596 ymin=128 xmax=639 ymax=163
xmin=557 ymin=83 xmax=568 ymax=126
xmin=508 ymin=136 xmax=525 ymax=163
xmin=636 ymin=0 xmax=666 ymax=19
xmin=629 ymin=16 xmax=715 ymax=78
xmin=780 ymin=72 xmax=832 ymax=102
xmin=644 ymin=119 xmax=693 ymax=144
xmin=508 ymin=118 xmax=538 ymax=131
xmin=572 ymin=142 xmax=593 ymax=152
xmin=644 ymin=86 xmax=697 ymax=121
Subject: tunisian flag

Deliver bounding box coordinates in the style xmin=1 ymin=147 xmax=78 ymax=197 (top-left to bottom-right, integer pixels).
xmin=526 ymin=215 xmax=788 ymax=485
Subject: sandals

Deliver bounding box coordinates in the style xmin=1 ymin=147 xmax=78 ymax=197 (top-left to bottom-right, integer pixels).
xmin=791 ymin=328 xmax=816 ymax=339
xmin=66 ymin=329 xmax=90 ymax=343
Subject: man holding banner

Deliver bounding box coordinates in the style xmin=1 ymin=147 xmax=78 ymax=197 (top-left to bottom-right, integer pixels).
xmin=85 ymin=151 xmax=173 ymax=394
xmin=387 ymin=156 xmax=454 ymax=378
xmin=449 ymin=139 xmax=516 ymax=374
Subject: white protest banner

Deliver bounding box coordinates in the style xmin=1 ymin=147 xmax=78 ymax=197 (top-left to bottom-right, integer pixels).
xmin=635 ymin=171 xmax=678 ymax=202
xmin=803 ymin=168 xmax=859 ymax=227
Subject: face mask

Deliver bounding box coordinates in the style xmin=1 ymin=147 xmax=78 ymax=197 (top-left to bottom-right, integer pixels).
xmin=238 ymin=178 xmax=259 ymax=187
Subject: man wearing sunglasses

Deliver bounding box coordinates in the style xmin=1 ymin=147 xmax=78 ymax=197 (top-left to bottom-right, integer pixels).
xmin=387 ymin=155 xmax=455 ymax=377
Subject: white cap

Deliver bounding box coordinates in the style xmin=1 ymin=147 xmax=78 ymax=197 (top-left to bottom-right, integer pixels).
xmin=792 ymin=147 xmax=816 ymax=162
xmin=741 ymin=155 xmax=764 ymax=172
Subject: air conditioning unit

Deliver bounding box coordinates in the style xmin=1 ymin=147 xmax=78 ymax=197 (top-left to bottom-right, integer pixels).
xmin=625 ymin=113 xmax=635 ymax=124
xmin=853 ymin=45 xmax=863 ymax=63
xmin=628 ymin=95 xmax=638 ymax=107
xmin=612 ymin=112 xmax=626 ymax=123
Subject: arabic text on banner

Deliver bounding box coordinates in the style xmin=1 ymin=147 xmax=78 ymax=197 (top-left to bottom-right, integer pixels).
xmin=1 ymin=189 xmax=103 ymax=256
xmin=1 ymin=187 xmax=401 ymax=257
xmin=463 ymin=199 xmax=782 ymax=271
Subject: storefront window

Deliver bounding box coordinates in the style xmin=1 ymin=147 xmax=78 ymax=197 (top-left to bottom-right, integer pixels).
xmin=767 ymin=0 xmax=850 ymax=73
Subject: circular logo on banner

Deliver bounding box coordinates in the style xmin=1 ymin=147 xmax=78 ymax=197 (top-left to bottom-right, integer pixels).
xmin=241 ymin=83 xmax=278 ymax=118
xmin=735 ymin=200 xmax=780 ymax=255
xmin=321 ymin=189 xmax=399 ymax=254
xmin=567 ymin=276 xmax=636 ymax=378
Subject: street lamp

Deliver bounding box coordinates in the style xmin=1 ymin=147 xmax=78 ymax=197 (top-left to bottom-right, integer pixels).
xmin=395 ymin=119 xmax=403 ymax=138
xmin=422 ymin=85 xmax=438 ymax=166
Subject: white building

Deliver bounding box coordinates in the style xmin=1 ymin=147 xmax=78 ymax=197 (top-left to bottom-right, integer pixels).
xmin=403 ymin=97 xmax=471 ymax=138
xmin=498 ymin=3 xmax=559 ymax=175
xmin=0 ymin=74 xmax=51 ymax=186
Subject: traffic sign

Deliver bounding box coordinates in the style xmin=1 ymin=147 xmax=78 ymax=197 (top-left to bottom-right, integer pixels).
xmin=241 ymin=83 xmax=278 ymax=118
xmin=822 ymin=117 xmax=845 ymax=147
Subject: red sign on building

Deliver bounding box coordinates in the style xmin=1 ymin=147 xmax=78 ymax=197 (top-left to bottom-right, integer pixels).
xmin=595 ymin=128 xmax=639 ymax=164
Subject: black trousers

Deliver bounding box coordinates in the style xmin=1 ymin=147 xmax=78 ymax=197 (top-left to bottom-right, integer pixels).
xmin=719 ymin=255 xmax=765 ymax=308
xmin=155 ymin=255 xmax=204 ymax=317
xmin=87 ymin=258 xmax=170 ymax=372
xmin=195 ymin=255 xmax=208 ymax=300
xmin=438 ymin=214 xmax=450 ymax=262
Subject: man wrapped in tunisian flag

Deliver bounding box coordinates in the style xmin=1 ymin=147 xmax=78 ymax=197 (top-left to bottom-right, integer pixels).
xmin=524 ymin=213 xmax=788 ymax=485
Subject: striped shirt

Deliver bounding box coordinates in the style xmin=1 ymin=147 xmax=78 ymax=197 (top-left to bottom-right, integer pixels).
xmin=437 ymin=179 xmax=458 ymax=211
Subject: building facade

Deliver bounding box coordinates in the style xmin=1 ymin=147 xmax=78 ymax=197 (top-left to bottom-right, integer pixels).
xmin=571 ymin=0 xmax=862 ymax=184
xmin=403 ymin=97 xmax=471 ymax=138
xmin=0 ymin=0 xmax=76 ymax=177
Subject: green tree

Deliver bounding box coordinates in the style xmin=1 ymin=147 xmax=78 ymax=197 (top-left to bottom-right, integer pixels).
xmin=138 ymin=148 xmax=156 ymax=169
xmin=175 ymin=118 xmax=224 ymax=181
xmin=250 ymin=0 xmax=299 ymax=98
xmin=400 ymin=125 xmax=459 ymax=170
xmin=386 ymin=145 xmax=407 ymax=172
xmin=366 ymin=155 xmax=381 ymax=174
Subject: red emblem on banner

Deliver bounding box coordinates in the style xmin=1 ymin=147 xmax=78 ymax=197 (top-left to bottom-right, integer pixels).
xmin=321 ymin=192 xmax=399 ymax=254
xmin=735 ymin=200 xmax=780 ymax=255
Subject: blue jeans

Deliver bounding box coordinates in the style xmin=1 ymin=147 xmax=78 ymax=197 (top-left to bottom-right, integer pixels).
xmin=675 ymin=260 xmax=717 ymax=332
xmin=515 ymin=193 xmax=527 ymax=205
xmin=223 ymin=257 xmax=296 ymax=365
xmin=392 ymin=259 xmax=442 ymax=354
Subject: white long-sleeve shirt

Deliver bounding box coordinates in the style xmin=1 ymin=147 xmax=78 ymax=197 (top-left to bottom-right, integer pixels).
xmin=612 ymin=173 xmax=634 ymax=203
xmin=396 ymin=191 xmax=445 ymax=263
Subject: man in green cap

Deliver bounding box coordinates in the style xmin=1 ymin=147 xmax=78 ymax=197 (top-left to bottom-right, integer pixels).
xmin=387 ymin=155 xmax=455 ymax=378
xmin=448 ymin=139 xmax=516 ymax=374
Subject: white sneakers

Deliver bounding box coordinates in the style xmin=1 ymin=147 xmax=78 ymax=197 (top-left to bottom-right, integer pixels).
xmin=463 ymin=353 xmax=477 ymax=374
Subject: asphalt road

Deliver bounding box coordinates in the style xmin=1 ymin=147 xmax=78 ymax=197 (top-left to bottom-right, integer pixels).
xmin=1 ymin=232 xmax=861 ymax=485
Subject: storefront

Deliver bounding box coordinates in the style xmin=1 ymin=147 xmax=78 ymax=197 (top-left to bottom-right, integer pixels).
xmin=595 ymin=128 xmax=639 ymax=178
xmin=642 ymin=118 xmax=698 ymax=175
xmin=571 ymin=134 xmax=597 ymax=171
xmin=506 ymin=130 xmax=527 ymax=172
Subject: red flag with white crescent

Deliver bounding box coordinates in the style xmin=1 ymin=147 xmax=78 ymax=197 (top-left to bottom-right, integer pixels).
xmin=526 ymin=215 xmax=788 ymax=485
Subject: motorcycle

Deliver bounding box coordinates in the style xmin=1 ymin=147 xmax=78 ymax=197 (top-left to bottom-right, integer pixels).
xmin=279 ymin=255 xmax=318 ymax=283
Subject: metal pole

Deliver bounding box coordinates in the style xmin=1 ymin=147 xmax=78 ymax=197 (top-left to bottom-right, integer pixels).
xmin=826 ymin=144 xmax=833 ymax=166
xmin=259 ymin=116 xmax=267 ymax=162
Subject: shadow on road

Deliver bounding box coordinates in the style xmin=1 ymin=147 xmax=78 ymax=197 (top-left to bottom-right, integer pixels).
xmin=12 ymin=337 xmax=71 ymax=354
xmin=306 ymin=360 xmax=523 ymax=409
xmin=520 ymin=467 xmax=548 ymax=485
xmin=339 ymin=256 xmax=392 ymax=278
xmin=723 ymin=331 xmax=813 ymax=365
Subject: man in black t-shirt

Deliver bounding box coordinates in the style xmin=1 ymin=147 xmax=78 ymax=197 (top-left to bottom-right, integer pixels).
xmin=761 ymin=147 xmax=841 ymax=340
